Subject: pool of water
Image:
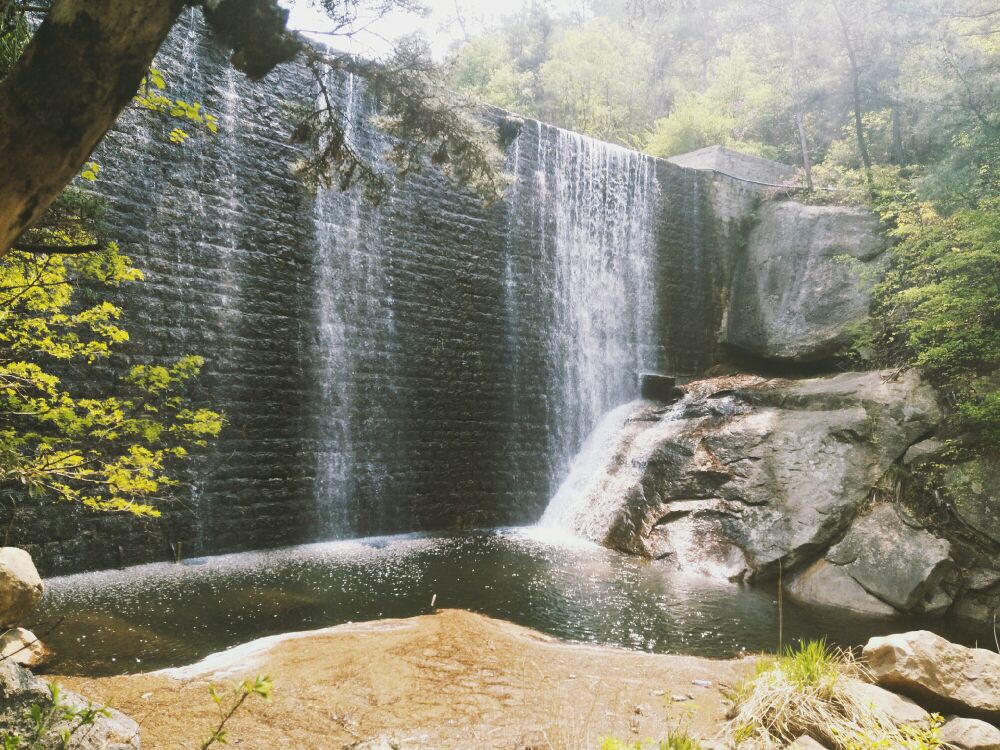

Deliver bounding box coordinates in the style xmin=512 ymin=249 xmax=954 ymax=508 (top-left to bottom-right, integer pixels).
xmin=33 ymin=527 xmax=992 ymax=676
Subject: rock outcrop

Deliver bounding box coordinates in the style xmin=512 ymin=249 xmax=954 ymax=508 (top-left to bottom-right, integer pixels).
xmin=939 ymin=717 xmax=1000 ymax=750
xmin=0 ymin=659 xmax=140 ymax=749
xmin=544 ymin=370 xmax=943 ymax=599
xmin=944 ymin=456 xmax=1000 ymax=545
xmin=0 ymin=547 xmax=44 ymax=627
xmin=791 ymin=504 xmax=956 ymax=615
xmin=724 ymin=201 xmax=886 ymax=362
xmin=666 ymin=145 xmax=797 ymax=185
xmin=863 ymin=631 xmax=1000 ymax=723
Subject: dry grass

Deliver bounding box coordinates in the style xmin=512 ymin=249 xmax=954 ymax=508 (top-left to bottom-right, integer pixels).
xmin=724 ymin=640 xmax=944 ymax=750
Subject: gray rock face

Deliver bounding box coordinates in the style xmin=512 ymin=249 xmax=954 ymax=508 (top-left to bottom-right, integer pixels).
xmin=724 ymin=201 xmax=886 ymax=362
xmin=0 ymin=547 xmax=43 ymax=627
xmin=901 ymin=437 xmax=946 ymax=466
xmin=786 ymin=559 xmax=897 ymax=616
xmin=546 ymin=370 xmax=941 ymax=592
xmin=945 ymin=457 xmax=1000 ymax=545
xmin=0 ymin=660 xmax=140 ymax=749
xmin=939 ymin=717 xmax=1000 ymax=750
xmin=819 ymin=504 xmax=955 ymax=614
xmin=863 ymin=631 xmax=1000 ymax=723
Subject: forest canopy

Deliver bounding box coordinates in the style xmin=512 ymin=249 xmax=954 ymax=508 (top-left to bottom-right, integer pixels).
xmin=447 ymin=0 xmax=1000 ymax=454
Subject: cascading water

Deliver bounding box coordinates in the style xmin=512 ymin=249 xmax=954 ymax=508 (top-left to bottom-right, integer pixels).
xmin=311 ymin=72 xmax=396 ymax=537
xmin=16 ymin=15 xmax=726 ymax=573
xmin=539 ymin=400 xmax=644 ymax=532
xmin=506 ymin=123 xmax=663 ymax=497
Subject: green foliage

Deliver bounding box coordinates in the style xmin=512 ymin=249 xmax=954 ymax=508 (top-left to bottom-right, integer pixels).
xmin=0 ymin=219 xmax=225 ymax=515
xmin=1 ymin=682 xmax=111 ymax=750
xmin=600 ymin=732 xmax=703 ymax=750
xmin=134 ymin=67 xmax=220 ymax=138
xmin=294 ymin=40 xmax=508 ymax=205
xmin=0 ymin=22 xmax=225 ymax=518
xmin=201 ymin=675 xmax=272 ymax=749
xmin=861 ymin=190 xmax=1000 ymax=446
xmin=644 ymin=48 xmax=784 ymax=159
xmin=535 ymin=21 xmax=654 ymax=144
xmin=447 ymin=35 xmax=532 ymax=114
xmin=725 ymin=639 xmax=840 ymax=713
xmin=776 ymin=639 xmax=840 ymax=693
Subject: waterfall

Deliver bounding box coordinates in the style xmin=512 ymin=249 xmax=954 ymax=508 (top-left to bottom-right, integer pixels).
xmin=26 ymin=15 xmax=728 ymax=574
xmin=539 ymin=400 xmax=644 ymax=533
xmin=311 ymin=72 xmax=395 ymax=537
xmin=514 ymin=126 xmax=662 ymax=493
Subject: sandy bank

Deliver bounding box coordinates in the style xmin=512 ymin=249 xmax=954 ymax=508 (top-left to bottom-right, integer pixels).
xmin=58 ymin=609 xmax=753 ymax=749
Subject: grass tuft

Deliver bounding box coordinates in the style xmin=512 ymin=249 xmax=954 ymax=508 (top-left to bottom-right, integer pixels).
xmin=724 ymin=640 xmax=944 ymax=750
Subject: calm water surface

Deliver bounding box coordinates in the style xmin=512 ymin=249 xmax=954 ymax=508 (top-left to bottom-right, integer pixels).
xmin=33 ymin=527 xmax=992 ymax=676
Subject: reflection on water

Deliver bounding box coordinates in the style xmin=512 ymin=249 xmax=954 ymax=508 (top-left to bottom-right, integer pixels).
xmin=34 ymin=527 xmax=991 ymax=676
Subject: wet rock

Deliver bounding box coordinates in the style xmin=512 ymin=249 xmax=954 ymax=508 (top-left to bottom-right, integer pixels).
xmin=939 ymin=716 xmax=1000 ymax=750
xmin=823 ymin=504 xmax=955 ymax=614
xmin=724 ymin=201 xmax=886 ymax=363
xmin=0 ymin=659 xmax=139 ymax=749
xmin=944 ymin=457 xmax=1000 ymax=545
xmin=556 ymin=370 xmax=941 ymax=588
xmin=0 ymin=547 xmax=43 ymax=627
xmin=787 ymin=560 xmax=896 ymax=616
xmin=863 ymin=631 xmax=1000 ymax=722
xmin=841 ymin=678 xmax=929 ymax=727
xmin=0 ymin=627 xmax=53 ymax=668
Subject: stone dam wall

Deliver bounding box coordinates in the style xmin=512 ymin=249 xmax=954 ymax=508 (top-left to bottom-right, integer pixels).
xmin=6 ymin=13 xmax=762 ymax=575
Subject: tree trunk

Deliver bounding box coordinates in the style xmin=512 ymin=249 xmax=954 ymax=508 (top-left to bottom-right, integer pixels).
xmin=795 ymin=110 xmax=814 ymax=191
xmin=832 ymin=0 xmax=874 ymax=193
xmin=890 ymin=104 xmax=904 ymax=165
xmin=0 ymin=0 xmax=186 ymax=256
xmin=787 ymin=8 xmax=813 ymax=192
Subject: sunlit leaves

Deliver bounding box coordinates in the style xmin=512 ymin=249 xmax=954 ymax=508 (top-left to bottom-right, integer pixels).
xmin=0 ymin=209 xmax=224 ymax=517
xmin=134 ymin=67 xmax=220 ymax=143
xmin=864 ymin=191 xmax=1000 ymax=447
xmin=80 ymin=161 xmax=101 ymax=182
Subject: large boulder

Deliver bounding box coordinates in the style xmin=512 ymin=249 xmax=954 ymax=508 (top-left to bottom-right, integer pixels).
xmin=0 ymin=659 xmax=140 ymax=749
xmin=862 ymin=631 xmax=1000 ymax=723
xmin=807 ymin=503 xmax=955 ymax=614
xmin=939 ymin=717 xmax=1000 ymax=750
xmin=944 ymin=457 xmax=1000 ymax=545
xmin=0 ymin=547 xmax=44 ymax=627
xmin=724 ymin=201 xmax=886 ymax=362
xmin=543 ymin=370 xmax=941 ymax=587
xmin=786 ymin=559 xmax=896 ymax=616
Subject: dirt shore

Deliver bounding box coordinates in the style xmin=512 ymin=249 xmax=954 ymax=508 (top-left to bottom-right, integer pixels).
xmin=58 ymin=609 xmax=753 ymax=749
